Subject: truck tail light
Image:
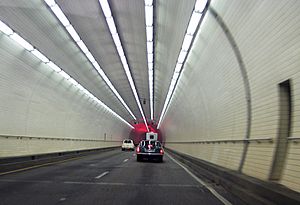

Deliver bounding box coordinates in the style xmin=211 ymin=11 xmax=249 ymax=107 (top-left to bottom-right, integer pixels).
xmin=136 ymin=146 xmax=141 ymax=153
xmin=160 ymin=149 xmax=164 ymax=155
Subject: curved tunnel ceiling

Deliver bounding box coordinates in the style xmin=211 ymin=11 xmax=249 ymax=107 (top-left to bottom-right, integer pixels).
xmin=0 ymin=0 xmax=205 ymax=127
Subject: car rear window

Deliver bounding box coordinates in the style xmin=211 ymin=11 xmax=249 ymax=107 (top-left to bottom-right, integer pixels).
xmin=141 ymin=140 xmax=161 ymax=147
xmin=124 ymin=140 xmax=132 ymax=143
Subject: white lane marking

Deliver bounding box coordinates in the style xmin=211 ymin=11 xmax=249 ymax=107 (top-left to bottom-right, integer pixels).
xmin=123 ymin=159 xmax=128 ymax=163
xmin=59 ymin=198 xmax=66 ymax=201
xmin=0 ymin=179 xmax=52 ymax=183
xmin=95 ymin=171 xmax=109 ymax=179
xmin=63 ymin=181 xmax=201 ymax=187
xmin=166 ymin=153 xmax=232 ymax=205
xmin=64 ymin=181 xmax=125 ymax=186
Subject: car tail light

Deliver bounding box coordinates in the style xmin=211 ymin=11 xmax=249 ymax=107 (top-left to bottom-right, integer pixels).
xmin=136 ymin=146 xmax=141 ymax=153
xmin=160 ymin=149 xmax=164 ymax=155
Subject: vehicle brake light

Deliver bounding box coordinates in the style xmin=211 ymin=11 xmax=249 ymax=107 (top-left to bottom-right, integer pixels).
xmin=136 ymin=147 xmax=141 ymax=153
xmin=160 ymin=149 xmax=164 ymax=155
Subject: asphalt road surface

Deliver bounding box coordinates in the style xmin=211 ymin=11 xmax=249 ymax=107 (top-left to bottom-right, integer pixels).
xmin=0 ymin=149 xmax=245 ymax=205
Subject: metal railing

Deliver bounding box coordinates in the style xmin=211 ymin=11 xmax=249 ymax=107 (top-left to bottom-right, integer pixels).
xmin=164 ymin=137 xmax=274 ymax=144
xmin=288 ymin=136 xmax=300 ymax=143
xmin=0 ymin=134 xmax=120 ymax=142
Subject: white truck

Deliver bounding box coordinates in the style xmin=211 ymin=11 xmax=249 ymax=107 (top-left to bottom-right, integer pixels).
xmin=146 ymin=132 xmax=158 ymax=141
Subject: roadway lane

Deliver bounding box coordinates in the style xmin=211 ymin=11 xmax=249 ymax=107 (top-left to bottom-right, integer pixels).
xmin=0 ymin=149 xmax=237 ymax=205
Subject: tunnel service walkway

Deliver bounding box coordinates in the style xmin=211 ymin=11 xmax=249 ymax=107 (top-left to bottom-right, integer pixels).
xmin=0 ymin=149 xmax=246 ymax=205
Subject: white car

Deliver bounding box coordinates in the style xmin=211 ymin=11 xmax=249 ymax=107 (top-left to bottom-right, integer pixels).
xmin=121 ymin=139 xmax=135 ymax=151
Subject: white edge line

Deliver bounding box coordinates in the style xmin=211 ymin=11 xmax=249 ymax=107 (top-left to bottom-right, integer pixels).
xmin=95 ymin=171 xmax=109 ymax=179
xmin=166 ymin=153 xmax=232 ymax=205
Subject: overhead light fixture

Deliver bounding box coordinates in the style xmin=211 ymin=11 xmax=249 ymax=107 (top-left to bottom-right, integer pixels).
xmin=144 ymin=0 xmax=154 ymax=121
xmin=44 ymin=0 xmax=56 ymax=7
xmin=182 ymin=34 xmax=193 ymax=51
xmin=157 ymin=0 xmax=208 ymax=129
xmin=77 ymin=40 xmax=89 ymax=54
xmin=10 ymin=33 xmax=34 ymax=51
xmin=145 ymin=5 xmax=153 ymax=26
xmin=66 ymin=25 xmax=80 ymax=42
xmin=148 ymin=62 xmax=153 ymax=70
xmin=47 ymin=61 xmax=61 ymax=72
xmin=186 ymin=12 xmax=202 ymax=35
xmin=117 ymin=46 xmax=124 ymax=57
xmin=85 ymin=52 xmax=95 ymax=63
xmin=106 ymin=17 xmax=117 ymax=35
xmin=174 ymin=63 xmax=183 ymax=73
xmin=147 ymin=41 xmax=153 ymax=53
xmin=99 ymin=0 xmax=149 ymax=129
xmin=194 ymin=0 xmax=208 ymax=13
xmin=76 ymin=84 xmax=84 ymax=91
xmin=44 ymin=0 xmax=137 ymax=122
xmin=1 ymin=13 xmax=135 ymax=129
xmin=98 ymin=0 xmax=112 ymax=18
xmin=59 ymin=70 xmax=70 ymax=79
xmin=177 ymin=50 xmax=188 ymax=64
xmin=0 ymin=20 xmax=13 ymax=35
xmin=146 ymin=26 xmax=153 ymax=41
xmin=172 ymin=72 xmax=180 ymax=80
xmin=112 ymin=33 xmax=121 ymax=47
xmin=92 ymin=61 xmax=101 ymax=72
xmin=145 ymin=0 xmax=153 ymax=6
xmin=69 ymin=77 xmax=78 ymax=86
xmin=31 ymin=49 xmax=50 ymax=63
xmin=147 ymin=53 xmax=153 ymax=63
xmin=50 ymin=4 xmax=70 ymax=26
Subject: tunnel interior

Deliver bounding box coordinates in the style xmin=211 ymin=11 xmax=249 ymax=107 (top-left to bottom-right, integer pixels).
xmin=0 ymin=0 xmax=300 ymax=201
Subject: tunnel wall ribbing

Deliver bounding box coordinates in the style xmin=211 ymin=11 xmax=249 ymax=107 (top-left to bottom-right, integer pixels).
xmin=0 ymin=34 xmax=130 ymax=158
xmin=161 ymin=0 xmax=300 ymax=192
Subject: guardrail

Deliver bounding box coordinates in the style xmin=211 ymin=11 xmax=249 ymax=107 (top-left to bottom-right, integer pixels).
xmin=0 ymin=134 xmax=120 ymax=142
xmin=164 ymin=137 xmax=274 ymax=144
xmin=288 ymin=137 xmax=300 ymax=143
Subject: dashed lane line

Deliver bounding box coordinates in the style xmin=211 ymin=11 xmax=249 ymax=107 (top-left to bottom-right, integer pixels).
xmin=63 ymin=181 xmax=202 ymax=188
xmin=95 ymin=171 xmax=109 ymax=179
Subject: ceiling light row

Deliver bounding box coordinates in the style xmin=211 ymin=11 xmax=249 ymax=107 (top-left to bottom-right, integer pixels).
xmin=44 ymin=0 xmax=136 ymax=121
xmin=0 ymin=20 xmax=133 ymax=129
xmin=99 ymin=0 xmax=149 ymax=131
xmin=157 ymin=0 xmax=208 ymax=129
xmin=145 ymin=0 xmax=154 ymax=121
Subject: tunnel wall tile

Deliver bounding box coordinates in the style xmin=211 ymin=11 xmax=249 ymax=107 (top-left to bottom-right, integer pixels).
xmin=0 ymin=34 xmax=130 ymax=158
xmin=0 ymin=136 xmax=120 ymax=158
xmin=162 ymin=0 xmax=300 ymax=193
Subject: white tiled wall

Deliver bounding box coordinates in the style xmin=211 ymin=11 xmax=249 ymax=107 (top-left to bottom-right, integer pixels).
xmin=0 ymin=137 xmax=120 ymax=158
xmin=162 ymin=0 xmax=300 ymax=192
xmin=0 ymin=33 xmax=130 ymax=158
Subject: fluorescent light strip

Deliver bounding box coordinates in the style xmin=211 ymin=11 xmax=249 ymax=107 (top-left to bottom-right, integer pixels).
xmin=0 ymin=20 xmax=13 ymax=35
xmin=10 ymin=33 xmax=34 ymax=51
xmin=31 ymin=49 xmax=49 ymax=63
xmin=99 ymin=0 xmax=149 ymax=131
xmin=145 ymin=0 xmax=154 ymax=120
xmin=44 ymin=0 xmax=137 ymax=121
xmin=0 ymin=20 xmax=133 ymax=129
xmin=157 ymin=0 xmax=208 ymax=129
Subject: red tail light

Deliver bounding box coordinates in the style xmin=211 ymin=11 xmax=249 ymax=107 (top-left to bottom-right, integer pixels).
xmin=136 ymin=146 xmax=141 ymax=153
xmin=160 ymin=149 xmax=164 ymax=155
